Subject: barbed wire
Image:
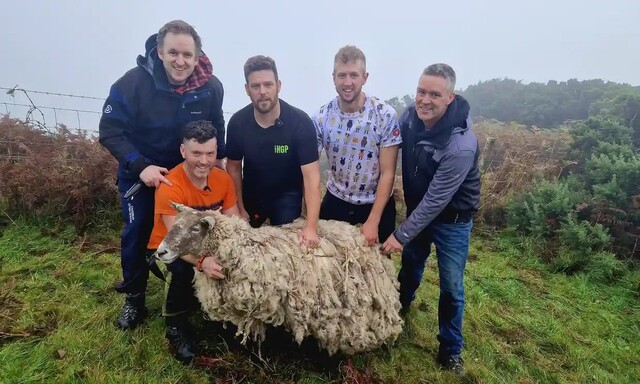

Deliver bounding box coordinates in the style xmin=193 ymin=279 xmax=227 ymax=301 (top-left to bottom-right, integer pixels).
xmin=1 ymin=85 xmax=245 ymax=116
xmin=2 ymin=86 xmax=106 ymax=101
xmin=1 ymin=102 xmax=101 ymax=115
xmin=1 ymin=85 xmax=235 ymax=126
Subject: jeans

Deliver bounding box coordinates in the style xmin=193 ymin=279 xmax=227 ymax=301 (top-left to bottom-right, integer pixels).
xmin=115 ymin=177 xmax=155 ymax=294
xmin=398 ymin=220 xmax=473 ymax=357
xmin=319 ymin=191 xmax=396 ymax=241
xmin=245 ymin=190 xmax=303 ymax=227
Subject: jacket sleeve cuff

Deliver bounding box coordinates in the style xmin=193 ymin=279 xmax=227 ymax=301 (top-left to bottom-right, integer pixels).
xmin=128 ymin=157 xmax=150 ymax=177
xmin=393 ymin=225 xmax=413 ymax=246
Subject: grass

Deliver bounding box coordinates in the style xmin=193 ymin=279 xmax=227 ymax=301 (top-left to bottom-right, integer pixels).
xmin=0 ymin=221 xmax=639 ymax=383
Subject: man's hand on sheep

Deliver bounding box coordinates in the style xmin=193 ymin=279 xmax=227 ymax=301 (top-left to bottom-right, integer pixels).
xmin=361 ymin=219 xmax=379 ymax=246
xmin=140 ymin=165 xmax=173 ymax=188
xmin=381 ymin=233 xmax=403 ymax=254
xmin=299 ymin=225 xmax=320 ymax=248
xmin=238 ymin=207 xmax=250 ymax=222
xmin=202 ymin=256 xmax=225 ymax=279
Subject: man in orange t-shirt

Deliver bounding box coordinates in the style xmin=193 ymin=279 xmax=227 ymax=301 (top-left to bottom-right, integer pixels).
xmin=147 ymin=120 xmax=239 ymax=364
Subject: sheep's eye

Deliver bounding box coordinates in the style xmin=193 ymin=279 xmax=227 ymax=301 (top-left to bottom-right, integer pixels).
xmin=190 ymin=226 xmax=202 ymax=233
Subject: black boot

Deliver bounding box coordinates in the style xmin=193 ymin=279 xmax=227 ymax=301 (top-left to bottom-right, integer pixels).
xmin=165 ymin=315 xmax=196 ymax=364
xmin=116 ymin=293 xmax=147 ymax=330
xmin=437 ymin=353 xmax=465 ymax=376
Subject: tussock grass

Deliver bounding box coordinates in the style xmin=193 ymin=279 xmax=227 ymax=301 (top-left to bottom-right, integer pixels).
xmin=1 ymin=222 xmax=638 ymax=383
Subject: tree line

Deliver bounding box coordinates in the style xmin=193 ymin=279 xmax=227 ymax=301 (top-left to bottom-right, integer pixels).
xmin=387 ymin=78 xmax=640 ymax=135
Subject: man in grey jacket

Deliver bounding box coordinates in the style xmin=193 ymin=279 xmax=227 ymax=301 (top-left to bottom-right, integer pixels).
xmin=381 ymin=63 xmax=480 ymax=376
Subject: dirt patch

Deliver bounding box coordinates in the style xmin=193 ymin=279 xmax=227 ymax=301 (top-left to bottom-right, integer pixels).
xmin=491 ymin=322 xmax=530 ymax=346
xmin=0 ymin=277 xmax=26 ymax=343
xmin=417 ymin=300 xmax=431 ymax=313
xmin=0 ymin=277 xmax=58 ymax=344
xmin=340 ymin=359 xmax=383 ymax=384
xmin=189 ymin=320 xmax=384 ymax=383
xmin=516 ymin=269 xmax=549 ymax=295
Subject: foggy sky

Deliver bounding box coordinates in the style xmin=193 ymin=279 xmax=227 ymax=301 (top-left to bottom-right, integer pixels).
xmin=2 ymin=0 xmax=639 ymax=131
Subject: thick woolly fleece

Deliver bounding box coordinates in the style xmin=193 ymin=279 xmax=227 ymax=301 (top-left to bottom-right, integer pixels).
xmin=162 ymin=209 xmax=404 ymax=355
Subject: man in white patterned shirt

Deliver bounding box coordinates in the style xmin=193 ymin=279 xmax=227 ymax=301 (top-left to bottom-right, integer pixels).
xmin=312 ymin=45 xmax=401 ymax=246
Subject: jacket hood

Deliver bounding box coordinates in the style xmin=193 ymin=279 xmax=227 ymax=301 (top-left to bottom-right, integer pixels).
xmin=410 ymin=94 xmax=471 ymax=149
xmin=136 ymin=34 xmax=159 ymax=76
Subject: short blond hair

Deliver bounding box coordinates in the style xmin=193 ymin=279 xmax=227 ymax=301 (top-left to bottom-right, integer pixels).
xmin=333 ymin=45 xmax=366 ymax=74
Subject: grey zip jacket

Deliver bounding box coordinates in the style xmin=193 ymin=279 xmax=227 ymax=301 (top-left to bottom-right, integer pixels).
xmin=394 ymin=95 xmax=481 ymax=245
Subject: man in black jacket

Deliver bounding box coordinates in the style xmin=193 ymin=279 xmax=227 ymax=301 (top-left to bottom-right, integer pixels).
xmin=99 ymin=20 xmax=226 ymax=331
xmin=382 ymin=63 xmax=481 ymax=375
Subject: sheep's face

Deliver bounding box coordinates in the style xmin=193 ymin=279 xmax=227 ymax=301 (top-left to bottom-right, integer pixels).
xmin=154 ymin=204 xmax=216 ymax=264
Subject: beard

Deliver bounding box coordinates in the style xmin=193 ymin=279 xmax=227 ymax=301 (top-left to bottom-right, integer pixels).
xmin=253 ymin=97 xmax=277 ymax=114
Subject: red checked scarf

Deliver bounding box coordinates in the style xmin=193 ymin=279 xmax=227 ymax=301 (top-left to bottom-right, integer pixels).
xmin=172 ymin=54 xmax=213 ymax=95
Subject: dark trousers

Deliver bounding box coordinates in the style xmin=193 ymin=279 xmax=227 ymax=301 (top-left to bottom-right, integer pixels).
xmin=115 ymin=177 xmax=155 ymax=294
xmin=244 ymin=191 xmax=303 ymax=227
xmin=319 ymin=191 xmax=397 ymax=242
xmin=398 ymin=220 xmax=473 ymax=357
xmin=163 ymin=258 xmax=200 ymax=317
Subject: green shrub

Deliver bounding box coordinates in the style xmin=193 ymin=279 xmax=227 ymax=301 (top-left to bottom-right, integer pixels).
xmin=586 ymin=152 xmax=640 ymax=210
xmin=569 ymin=116 xmax=632 ymax=164
xmin=550 ymin=249 xmax=591 ymax=275
xmin=551 ymin=249 xmax=626 ymax=283
xmin=591 ymin=141 xmax=636 ymax=160
xmin=558 ymin=215 xmax=611 ymax=255
xmin=585 ymin=251 xmax=627 ymax=284
xmin=550 ymin=216 xmax=622 ymax=280
xmin=506 ymin=179 xmax=587 ymax=237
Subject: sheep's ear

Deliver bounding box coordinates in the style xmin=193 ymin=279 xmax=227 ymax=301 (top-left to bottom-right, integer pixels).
xmin=201 ymin=216 xmax=216 ymax=228
xmin=171 ymin=202 xmax=194 ymax=213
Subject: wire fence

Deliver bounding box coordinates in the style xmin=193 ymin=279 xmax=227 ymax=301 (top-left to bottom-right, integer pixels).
xmin=1 ymin=85 xmax=238 ymax=136
xmin=1 ymin=86 xmax=104 ymax=133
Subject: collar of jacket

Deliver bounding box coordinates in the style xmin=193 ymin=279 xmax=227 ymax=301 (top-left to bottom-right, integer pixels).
xmin=410 ymin=95 xmax=470 ymax=149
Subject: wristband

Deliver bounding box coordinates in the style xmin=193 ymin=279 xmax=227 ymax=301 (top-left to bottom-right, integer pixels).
xmin=196 ymin=255 xmax=207 ymax=272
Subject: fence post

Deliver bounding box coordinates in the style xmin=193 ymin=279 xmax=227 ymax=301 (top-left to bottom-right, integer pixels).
xmin=479 ymin=136 xmax=496 ymax=173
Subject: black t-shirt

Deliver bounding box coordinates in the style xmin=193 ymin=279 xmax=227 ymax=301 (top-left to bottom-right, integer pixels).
xmin=226 ymin=99 xmax=319 ymax=200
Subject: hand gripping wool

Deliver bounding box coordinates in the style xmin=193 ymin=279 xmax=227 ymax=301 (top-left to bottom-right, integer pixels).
xmin=155 ymin=204 xmax=404 ymax=355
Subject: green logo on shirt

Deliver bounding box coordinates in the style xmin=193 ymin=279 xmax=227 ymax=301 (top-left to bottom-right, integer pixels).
xmin=274 ymin=145 xmax=289 ymax=154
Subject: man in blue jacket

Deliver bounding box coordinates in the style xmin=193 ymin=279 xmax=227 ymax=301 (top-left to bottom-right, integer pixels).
xmin=99 ymin=20 xmax=226 ymax=331
xmin=381 ymin=63 xmax=481 ymax=376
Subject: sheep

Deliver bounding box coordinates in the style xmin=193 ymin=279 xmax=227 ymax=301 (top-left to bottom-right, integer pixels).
xmin=154 ymin=203 xmax=404 ymax=355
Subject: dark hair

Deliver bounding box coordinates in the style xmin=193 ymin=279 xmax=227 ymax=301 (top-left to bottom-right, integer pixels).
xmin=182 ymin=120 xmax=217 ymax=144
xmin=243 ymin=55 xmax=278 ymax=83
xmin=422 ymin=63 xmax=456 ymax=92
xmin=157 ymin=20 xmax=202 ymax=55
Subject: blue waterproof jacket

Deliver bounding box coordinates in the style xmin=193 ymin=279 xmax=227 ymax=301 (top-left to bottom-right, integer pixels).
xmin=99 ymin=34 xmax=225 ymax=180
xmin=394 ymin=95 xmax=481 ymax=244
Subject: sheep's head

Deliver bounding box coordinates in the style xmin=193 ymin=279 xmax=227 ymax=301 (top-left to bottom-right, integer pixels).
xmin=154 ymin=202 xmax=216 ymax=264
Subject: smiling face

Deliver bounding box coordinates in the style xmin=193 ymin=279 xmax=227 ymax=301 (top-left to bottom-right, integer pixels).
xmin=157 ymin=32 xmax=197 ymax=86
xmin=180 ymin=137 xmax=217 ymax=183
xmin=333 ymin=60 xmax=368 ymax=111
xmin=415 ymin=75 xmax=455 ymax=128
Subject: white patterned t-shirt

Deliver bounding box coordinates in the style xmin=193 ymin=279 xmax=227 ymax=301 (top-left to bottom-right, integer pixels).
xmin=313 ymin=95 xmax=401 ymax=204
